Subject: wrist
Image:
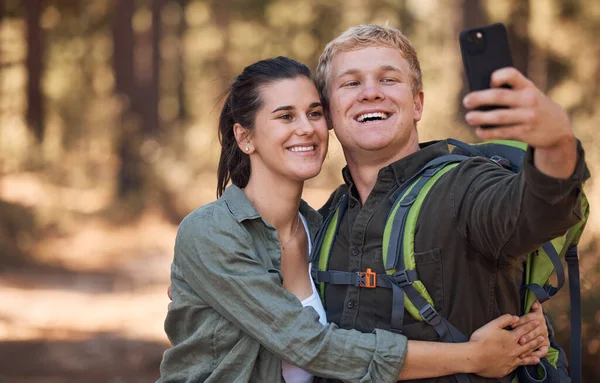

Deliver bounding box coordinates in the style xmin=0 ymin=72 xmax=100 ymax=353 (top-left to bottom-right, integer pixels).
xmin=533 ymin=135 xmax=577 ymax=179
xmin=458 ymin=341 xmax=479 ymax=374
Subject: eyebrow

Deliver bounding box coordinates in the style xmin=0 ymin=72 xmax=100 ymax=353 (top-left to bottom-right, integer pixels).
xmin=337 ymin=64 xmax=404 ymax=78
xmin=271 ymin=102 xmax=322 ymax=113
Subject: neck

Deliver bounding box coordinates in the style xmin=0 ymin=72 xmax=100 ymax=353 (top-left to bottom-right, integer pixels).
xmin=345 ymin=133 xmax=420 ymax=205
xmin=243 ymin=169 xmax=303 ymax=238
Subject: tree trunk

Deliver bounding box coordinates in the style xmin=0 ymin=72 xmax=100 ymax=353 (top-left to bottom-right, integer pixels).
xmin=145 ymin=0 xmax=162 ymax=136
xmin=462 ymin=0 xmax=487 ymax=29
xmin=177 ymin=0 xmax=187 ymax=121
xmin=209 ymin=0 xmax=231 ymax=92
xmin=113 ymin=0 xmax=144 ymax=200
xmin=506 ymin=0 xmax=530 ymax=76
xmin=25 ymin=0 xmax=44 ymax=142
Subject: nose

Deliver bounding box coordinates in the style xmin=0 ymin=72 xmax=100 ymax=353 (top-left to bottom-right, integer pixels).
xmin=358 ymin=79 xmax=384 ymax=102
xmin=296 ymin=115 xmax=316 ymax=135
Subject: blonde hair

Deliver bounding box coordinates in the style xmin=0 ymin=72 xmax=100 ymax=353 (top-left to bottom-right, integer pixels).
xmin=316 ymin=24 xmax=423 ymax=109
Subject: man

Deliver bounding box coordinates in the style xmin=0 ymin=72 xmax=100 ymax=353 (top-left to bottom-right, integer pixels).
xmin=312 ymin=24 xmax=585 ymax=382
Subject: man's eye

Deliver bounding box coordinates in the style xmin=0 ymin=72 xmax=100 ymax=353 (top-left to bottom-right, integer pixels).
xmin=382 ymin=78 xmax=397 ymax=83
xmin=343 ymin=81 xmax=359 ymax=87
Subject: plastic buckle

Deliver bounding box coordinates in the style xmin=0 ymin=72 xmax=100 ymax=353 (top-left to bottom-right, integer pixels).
xmin=419 ymin=304 xmax=442 ymax=326
xmin=358 ymin=268 xmax=377 ymax=288
xmin=393 ymin=269 xmax=413 ymax=287
xmin=423 ymin=168 xmax=437 ymax=177
xmin=565 ymin=245 xmax=578 ymax=264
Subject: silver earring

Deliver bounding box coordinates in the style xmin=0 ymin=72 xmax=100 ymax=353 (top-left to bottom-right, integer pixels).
xmin=245 ymin=146 xmax=249 ymax=152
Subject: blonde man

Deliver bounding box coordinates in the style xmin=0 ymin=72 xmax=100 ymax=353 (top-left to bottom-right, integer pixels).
xmin=312 ymin=24 xmax=583 ymax=383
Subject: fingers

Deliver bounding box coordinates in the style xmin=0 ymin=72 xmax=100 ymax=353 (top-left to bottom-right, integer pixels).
xmin=463 ymin=88 xmax=524 ymax=110
xmin=490 ymin=67 xmax=531 ymax=90
xmin=512 ymin=301 xmax=542 ymax=328
xmin=530 ymin=346 xmax=549 ymax=360
xmin=466 ymin=108 xmax=536 ymax=129
xmin=517 ymin=335 xmax=546 ymax=356
xmin=492 ymin=314 xmax=520 ymax=329
xmin=519 ymin=355 xmax=541 ymax=366
xmin=167 ymin=284 xmax=173 ymax=311
xmin=511 ymin=320 xmax=539 ymax=339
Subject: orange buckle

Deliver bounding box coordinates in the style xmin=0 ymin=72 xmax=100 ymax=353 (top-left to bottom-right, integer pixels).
xmin=358 ymin=268 xmax=377 ymax=288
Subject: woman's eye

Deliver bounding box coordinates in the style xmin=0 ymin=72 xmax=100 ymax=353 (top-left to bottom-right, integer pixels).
xmin=382 ymin=78 xmax=397 ymax=83
xmin=309 ymin=111 xmax=323 ymax=118
xmin=343 ymin=81 xmax=359 ymax=87
xmin=279 ymin=114 xmax=292 ymax=120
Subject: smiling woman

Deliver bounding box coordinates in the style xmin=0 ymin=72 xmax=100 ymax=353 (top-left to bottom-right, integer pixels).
xmin=157 ymin=57 xmax=417 ymax=383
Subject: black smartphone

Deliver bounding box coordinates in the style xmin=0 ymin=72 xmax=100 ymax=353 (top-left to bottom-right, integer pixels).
xmin=459 ymin=23 xmax=514 ymax=127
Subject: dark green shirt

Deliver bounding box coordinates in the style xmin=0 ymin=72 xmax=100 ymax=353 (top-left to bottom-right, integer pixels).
xmin=320 ymin=140 xmax=587 ymax=383
xmin=159 ymin=185 xmax=408 ymax=383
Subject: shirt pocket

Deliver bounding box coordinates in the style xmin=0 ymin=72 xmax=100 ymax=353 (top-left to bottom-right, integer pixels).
xmin=397 ymin=248 xmax=445 ymax=341
xmin=414 ymin=248 xmax=444 ymax=316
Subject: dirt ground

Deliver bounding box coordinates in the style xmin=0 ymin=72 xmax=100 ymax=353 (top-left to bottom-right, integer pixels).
xmin=0 ymin=172 xmax=182 ymax=382
xmin=0 ymin=209 xmax=175 ymax=383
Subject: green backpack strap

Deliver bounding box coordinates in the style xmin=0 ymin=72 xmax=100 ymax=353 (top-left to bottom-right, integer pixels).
xmin=382 ymin=157 xmax=470 ymax=347
xmin=310 ymin=194 xmax=348 ymax=304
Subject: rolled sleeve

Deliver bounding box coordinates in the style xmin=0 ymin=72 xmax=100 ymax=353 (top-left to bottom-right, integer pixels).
xmin=360 ymin=329 xmax=407 ymax=383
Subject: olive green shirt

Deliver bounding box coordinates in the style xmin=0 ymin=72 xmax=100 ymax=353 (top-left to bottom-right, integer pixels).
xmin=158 ymin=185 xmax=408 ymax=383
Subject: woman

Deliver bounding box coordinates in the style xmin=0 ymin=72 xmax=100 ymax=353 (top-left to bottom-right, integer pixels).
xmin=158 ymin=57 xmax=546 ymax=383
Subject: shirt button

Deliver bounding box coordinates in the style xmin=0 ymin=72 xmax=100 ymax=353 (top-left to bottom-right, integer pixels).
xmin=351 ymin=247 xmax=361 ymax=256
xmin=349 ymin=200 xmax=356 ymax=208
xmin=400 ymin=177 xmax=405 ymax=183
xmin=347 ymin=300 xmax=356 ymax=309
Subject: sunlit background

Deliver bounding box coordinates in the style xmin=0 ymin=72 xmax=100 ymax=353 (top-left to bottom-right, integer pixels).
xmin=0 ymin=0 xmax=599 ymax=381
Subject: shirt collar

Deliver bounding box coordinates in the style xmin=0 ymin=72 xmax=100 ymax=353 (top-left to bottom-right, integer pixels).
xmin=341 ymin=140 xmax=450 ymax=190
xmin=221 ymin=184 xmax=323 ymax=233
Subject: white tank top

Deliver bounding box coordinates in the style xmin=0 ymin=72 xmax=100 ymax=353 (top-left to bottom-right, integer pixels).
xmin=282 ymin=214 xmax=327 ymax=383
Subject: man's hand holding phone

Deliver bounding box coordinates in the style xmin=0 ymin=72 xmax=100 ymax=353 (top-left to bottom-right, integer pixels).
xmin=463 ymin=67 xmax=577 ymax=179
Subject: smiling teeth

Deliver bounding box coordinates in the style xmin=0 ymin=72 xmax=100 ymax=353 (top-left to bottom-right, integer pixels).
xmin=357 ymin=112 xmax=389 ymax=122
xmin=289 ymin=146 xmax=314 ymax=152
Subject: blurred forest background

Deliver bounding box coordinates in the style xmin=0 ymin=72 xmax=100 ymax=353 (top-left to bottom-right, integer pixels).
xmin=0 ymin=0 xmax=598 ymax=382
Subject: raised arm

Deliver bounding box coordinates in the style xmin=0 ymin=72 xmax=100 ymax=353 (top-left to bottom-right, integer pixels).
xmin=450 ymin=69 xmax=587 ymax=261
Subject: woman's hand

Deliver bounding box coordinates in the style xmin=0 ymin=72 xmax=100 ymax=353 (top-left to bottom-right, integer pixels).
xmin=469 ymin=314 xmax=544 ymax=378
xmin=512 ymin=301 xmax=551 ymax=359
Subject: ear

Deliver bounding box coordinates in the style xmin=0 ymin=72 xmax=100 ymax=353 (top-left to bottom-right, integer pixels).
xmin=413 ymin=90 xmax=424 ymax=122
xmin=233 ymin=123 xmax=253 ymax=154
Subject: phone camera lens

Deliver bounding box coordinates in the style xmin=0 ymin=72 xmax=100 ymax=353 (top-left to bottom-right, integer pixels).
xmin=467 ymin=31 xmax=484 ymax=45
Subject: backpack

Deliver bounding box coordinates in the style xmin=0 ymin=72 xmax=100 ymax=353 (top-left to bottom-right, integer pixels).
xmin=310 ymin=139 xmax=589 ymax=383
